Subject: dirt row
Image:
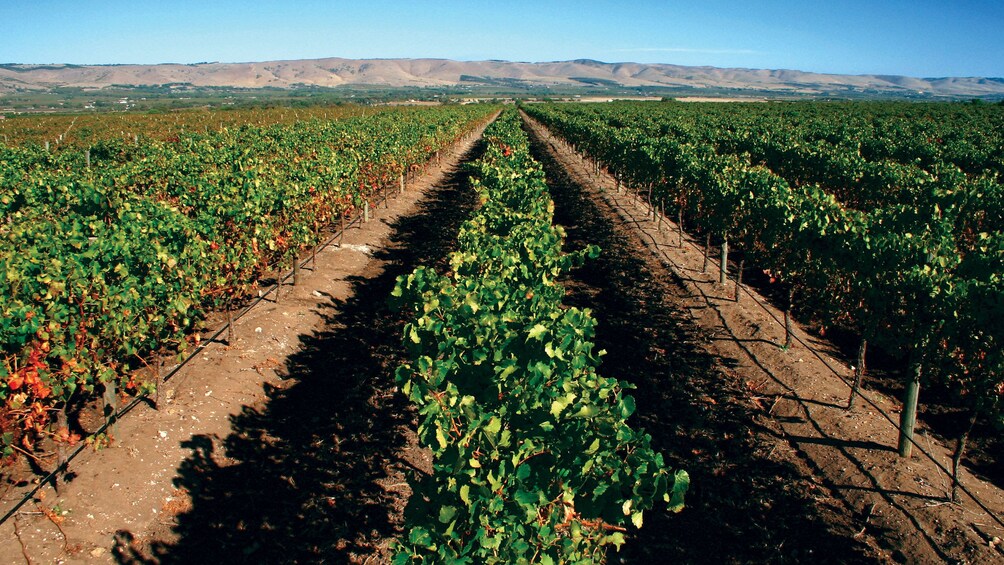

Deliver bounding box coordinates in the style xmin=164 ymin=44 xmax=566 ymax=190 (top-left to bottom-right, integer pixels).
xmin=521 ymin=112 xmax=1004 ymax=564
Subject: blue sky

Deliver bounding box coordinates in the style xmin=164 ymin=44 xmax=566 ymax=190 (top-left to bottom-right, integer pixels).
xmin=3 ymin=0 xmax=1002 ymax=78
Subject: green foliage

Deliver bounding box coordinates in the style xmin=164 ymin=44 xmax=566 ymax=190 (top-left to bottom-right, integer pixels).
xmin=525 ymin=100 xmax=1004 ymax=439
xmin=391 ymin=110 xmax=685 ymax=563
xmin=0 ymin=105 xmax=497 ymax=454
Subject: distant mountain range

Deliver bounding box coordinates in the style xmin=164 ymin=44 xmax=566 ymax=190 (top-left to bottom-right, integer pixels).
xmin=2 ymin=57 xmax=1003 ymax=99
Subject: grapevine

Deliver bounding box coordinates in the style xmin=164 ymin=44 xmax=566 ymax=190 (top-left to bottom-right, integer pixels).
xmin=391 ymin=109 xmax=687 ymax=564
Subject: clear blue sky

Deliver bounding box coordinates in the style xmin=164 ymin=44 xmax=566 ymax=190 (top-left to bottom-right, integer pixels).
xmin=3 ymin=0 xmax=1002 ymax=78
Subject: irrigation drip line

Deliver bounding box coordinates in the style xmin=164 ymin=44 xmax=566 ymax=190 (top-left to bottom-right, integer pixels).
xmin=523 ymin=115 xmax=1004 ymax=534
xmin=0 ymin=133 xmax=476 ymax=527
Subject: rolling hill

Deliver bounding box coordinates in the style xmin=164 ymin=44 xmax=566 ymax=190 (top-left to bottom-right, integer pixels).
xmin=2 ymin=57 xmax=1003 ymax=99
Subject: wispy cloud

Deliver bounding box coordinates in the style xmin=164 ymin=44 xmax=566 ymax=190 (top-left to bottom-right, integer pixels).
xmin=616 ymin=47 xmax=762 ymax=56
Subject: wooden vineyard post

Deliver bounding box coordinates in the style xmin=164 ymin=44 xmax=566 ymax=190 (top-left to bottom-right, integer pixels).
xmin=103 ymin=381 xmax=118 ymax=437
xmin=702 ymin=234 xmax=711 ymax=273
xmin=363 ymin=200 xmax=370 ymax=223
xmin=898 ymin=362 xmax=922 ymax=458
xmin=719 ymin=237 xmax=729 ymax=286
xmin=292 ymin=254 xmax=301 ymax=287
xmin=56 ymin=407 xmax=69 ymax=473
xmin=847 ymin=337 xmax=868 ymax=409
xmin=153 ymin=358 xmax=162 ymax=408
xmin=678 ymin=208 xmax=684 ymax=247
xmin=400 ymin=172 xmax=406 ymax=195
xmin=85 ymin=148 xmax=91 ymax=168
xmin=312 ymin=222 xmax=319 ymax=271
xmin=734 ymin=259 xmax=744 ymax=302
xmin=784 ymin=285 xmax=795 ymax=349
xmin=951 ymin=405 xmax=981 ymax=502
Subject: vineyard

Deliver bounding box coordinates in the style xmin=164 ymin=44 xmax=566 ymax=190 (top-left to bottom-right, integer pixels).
xmin=0 ymin=105 xmax=383 ymax=149
xmin=0 ymin=98 xmax=1003 ymax=563
xmin=524 ymin=101 xmax=1004 ymax=486
xmin=0 ymin=104 xmax=495 ymax=461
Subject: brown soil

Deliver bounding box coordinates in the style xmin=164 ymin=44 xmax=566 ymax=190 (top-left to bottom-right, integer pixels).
xmin=3 ymin=111 xmax=1003 ymax=565
xmin=522 ymin=112 xmax=1004 ymax=564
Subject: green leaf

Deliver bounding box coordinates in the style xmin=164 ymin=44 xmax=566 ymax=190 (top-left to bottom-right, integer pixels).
xmin=408 ymin=526 xmax=432 ymax=545
xmin=513 ymin=490 xmax=537 ymax=506
xmin=438 ymin=506 xmax=457 ymax=524
xmin=620 ymin=395 xmax=636 ymax=418
xmin=515 ymin=463 xmax=530 ymax=481
xmin=550 ymin=393 xmax=575 ymax=418
xmin=497 ymin=363 xmax=518 ymax=380
xmin=667 ymin=469 xmax=690 ymax=513
xmin=485 ymin=417 xmax=501 ymax=435
xmin=511 ymin=539 xmax=530 ymax=555
xmin=604 ymin=532 xmax=626 ymax=548
xmin=527 ymin=323 xmax=547 ymax=340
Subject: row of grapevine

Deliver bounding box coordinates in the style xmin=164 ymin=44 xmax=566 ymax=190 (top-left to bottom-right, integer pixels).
xmin=524 ymin=102 xmax=1002 ymax=495
xmin=0 ymin=104 xmax=381 ymax=149
xmin=0 ymin=105 xmax=497 ymax=459
xmin=544 ymin=101 xmax=1004 ymax=225
xmin=390 ymin=109 xmax=687 ymax=563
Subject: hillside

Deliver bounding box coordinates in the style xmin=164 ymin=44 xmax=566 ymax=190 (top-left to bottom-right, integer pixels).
xmin=3 ymin=57 xmax=1004 ymax=99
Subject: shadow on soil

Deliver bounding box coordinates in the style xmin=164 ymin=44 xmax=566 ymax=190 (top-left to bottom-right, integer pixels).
xmin=526 ymin=126 xmax=881 ymax=564
xmin=111 ymin=142 xmax=484 ymax=564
